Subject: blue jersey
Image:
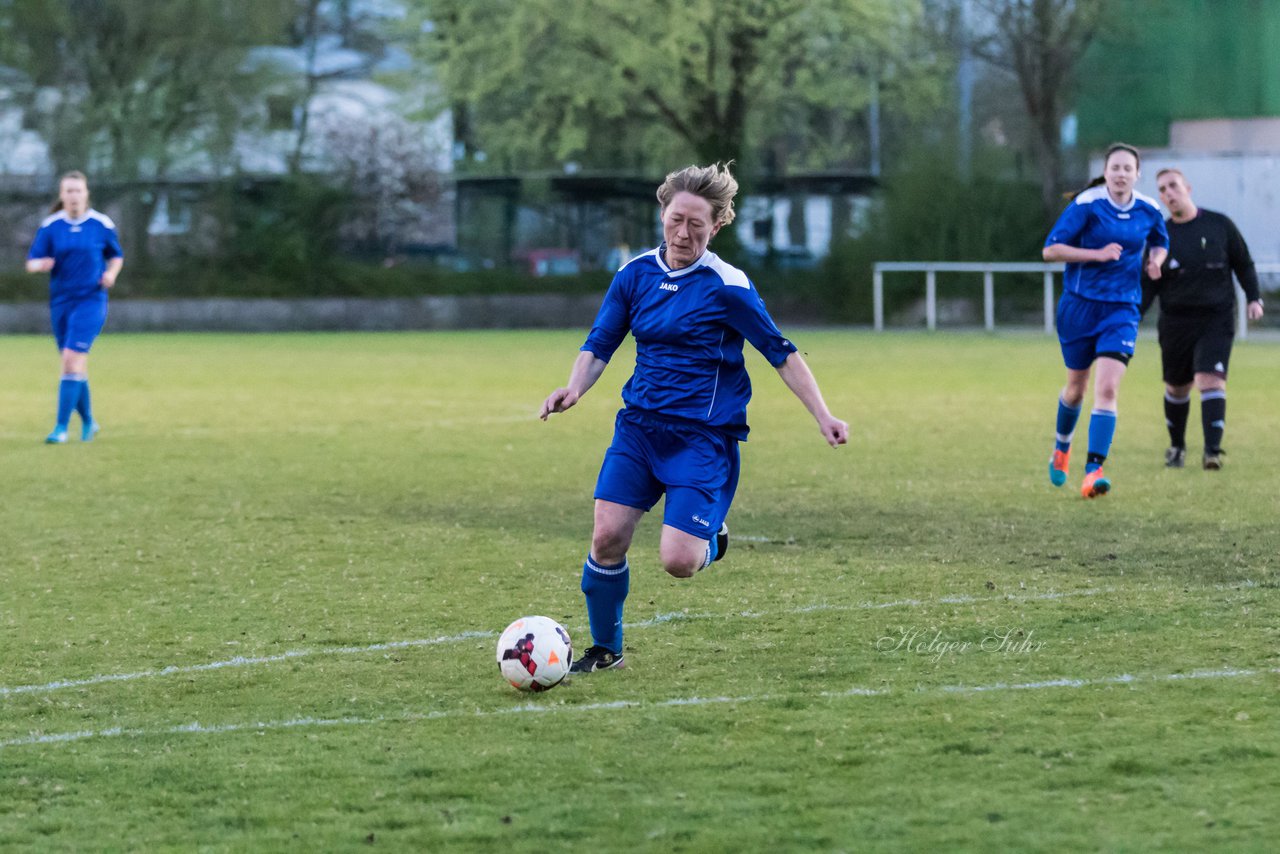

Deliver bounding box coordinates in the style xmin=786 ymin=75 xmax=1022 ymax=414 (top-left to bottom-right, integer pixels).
xmin=582 ymin=246 xmax=798 ymax=440
xmin=27 ymin=209 xmax=124 ymax=305
xmin=1044 ymin=186 xmax=1168 ymax=304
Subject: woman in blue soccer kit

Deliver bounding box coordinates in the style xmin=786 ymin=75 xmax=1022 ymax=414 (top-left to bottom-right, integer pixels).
xmin=540 ymin=163 xmax=848 ymax=674
xmin=26 ymin=171 xmax=123 ymax=444
xmin=1042 ymin=144 xmax=1168 ymax=498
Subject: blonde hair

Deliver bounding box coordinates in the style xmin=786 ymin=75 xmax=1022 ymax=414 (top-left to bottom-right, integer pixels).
xmin=50 ymin=170 xmax=89 ymax=213
xmin=656 ymin=162 xmax=738 ymax=226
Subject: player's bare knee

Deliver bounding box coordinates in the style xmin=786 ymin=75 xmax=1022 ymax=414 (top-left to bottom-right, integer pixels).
xmin=590 ymin=530 xmax=629 ymax=564
xmin=1094 ymin=381 xmax=1120 ymax=408
xmin=662 ymin=559 xmax=698 ymax=579
xmin=658 ymin=543 xmax=700 ymax=578
xmin=1194 ymin=373 xmax=1225 ymax=393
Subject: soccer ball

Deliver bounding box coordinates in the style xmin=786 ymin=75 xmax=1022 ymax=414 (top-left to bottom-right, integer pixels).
xmin=496 ymin=616 xmax=572 ymax=692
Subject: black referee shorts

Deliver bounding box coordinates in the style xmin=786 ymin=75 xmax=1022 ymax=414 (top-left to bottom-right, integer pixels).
xmin=1157 ymin=310 xmax=1235 ymax=386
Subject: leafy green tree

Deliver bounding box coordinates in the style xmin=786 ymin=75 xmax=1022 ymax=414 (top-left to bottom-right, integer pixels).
xmin=5 ymin=0 xmax=293 ymax=266
xmin=418 ymin=0 xmax=942 ymax=176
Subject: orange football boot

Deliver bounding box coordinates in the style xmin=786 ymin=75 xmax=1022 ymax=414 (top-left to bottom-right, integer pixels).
xmin=1048 ymin=449 xmax=1070 ymax=487
xmin=1080 ymin=468 xmax=1110 ymax=499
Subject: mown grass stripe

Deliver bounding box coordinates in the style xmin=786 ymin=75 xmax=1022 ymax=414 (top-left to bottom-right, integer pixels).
xmin=4 ymin=665 xmax=1275 ymax=752
xmin=1 ymin=588 xmax=1107 ymax=697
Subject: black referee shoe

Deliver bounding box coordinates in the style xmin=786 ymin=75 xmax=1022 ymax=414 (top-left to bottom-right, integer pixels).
xmin=1164 ymin=446 xmax=1186 ymax=468
xmin=1203 ymin=449 xmax=1224 ymax=470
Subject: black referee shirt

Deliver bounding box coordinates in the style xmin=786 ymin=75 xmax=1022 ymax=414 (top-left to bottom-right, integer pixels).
xmin=1141 ymin=209 xmax=1261 ymax=318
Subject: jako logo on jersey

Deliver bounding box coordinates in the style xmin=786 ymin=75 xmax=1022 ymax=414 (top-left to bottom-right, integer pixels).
xmin=691 ymin=515 xmax=710 ymax=527
xmin=659 ymin=282 xmax=679 ymax=292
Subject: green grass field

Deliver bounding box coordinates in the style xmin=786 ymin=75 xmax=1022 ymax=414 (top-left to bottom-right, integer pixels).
xmin=2 ymin=330 xmax=1277 ymax=852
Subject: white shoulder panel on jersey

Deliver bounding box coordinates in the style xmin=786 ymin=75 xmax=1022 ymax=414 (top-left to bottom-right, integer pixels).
xmin=621 ymin=247 xmax=661 ymax=272
xmin=1132 ymin=190 xmax=1162 ymax=214
xmin=1074 ymin=185 xmax=1110 ymax=206
xmin=703 ymin=252 xmax=751 ymax=289
xmin=40 ymin=211 xmax=70 ymax=228
xmin=86 ymin=209 xmax=117 ymax=230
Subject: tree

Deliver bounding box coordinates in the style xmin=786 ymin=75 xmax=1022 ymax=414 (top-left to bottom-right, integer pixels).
xmin=288 ymin=0 xmax=326 ymax=175
xmin=6 ymin=0 xmax=292 ymax=266
xmin=418 ymin=0 xmax=940 ymax=176
xmin=970 ymin=0 xmax=1108 ymax=222
xmin=315 ymin=110 xmax=447 ymax=254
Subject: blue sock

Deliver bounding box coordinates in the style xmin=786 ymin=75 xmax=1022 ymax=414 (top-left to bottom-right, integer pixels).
xmin=1054 ymin=398 xmax=1081 ymax=452
xmin=581 ymin=556 xmax=629 ymax=654
xmin=700 ymin=534 xmax=718 ymax=569
xmin=1085 ymin=409 xmax=1116 ymax=473
xmin=56 ymin=374 xmax=86 ymax=429
xmin=75 ymin=379 xmax=93 ymax=426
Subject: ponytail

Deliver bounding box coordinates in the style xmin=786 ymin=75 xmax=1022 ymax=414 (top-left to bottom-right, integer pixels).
xmin=1065 ymin=175 xmax=1107 ymax=200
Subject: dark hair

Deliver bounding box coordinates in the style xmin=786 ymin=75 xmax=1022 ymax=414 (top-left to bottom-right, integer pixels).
xmin=49 ymin=170 xmax=88 ymax=213
xmin=1105 ymin=142 xmax=1140 ymax=168
xmin=1067 ymin=143 xmax=1141 ymax=199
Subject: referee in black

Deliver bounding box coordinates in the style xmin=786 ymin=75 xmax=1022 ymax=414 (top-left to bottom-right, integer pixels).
xmin=1141 ymin=167 xmax=1264 ymax=470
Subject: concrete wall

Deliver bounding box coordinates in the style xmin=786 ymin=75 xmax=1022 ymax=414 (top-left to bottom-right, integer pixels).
xmin=0 ymin=294 xmax=606 ymax=334
xmin=1170 ymin=118 xmax=1280 ymax=153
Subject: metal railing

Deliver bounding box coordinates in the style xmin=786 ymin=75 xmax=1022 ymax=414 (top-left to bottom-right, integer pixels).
xmin=873 ymin=261 xmax=1280 ymax=339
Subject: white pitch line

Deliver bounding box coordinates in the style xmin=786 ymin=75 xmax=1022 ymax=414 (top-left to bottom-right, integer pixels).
xmin=169 ymin=413 xmax=537 ymax=438
xmin=0 ymin=632 xmax=494 ymax=698
xmin=0 ymin=588 xmax=1109 ymax=699
xmin=4 ymin=666 xmax=1276 ymax=752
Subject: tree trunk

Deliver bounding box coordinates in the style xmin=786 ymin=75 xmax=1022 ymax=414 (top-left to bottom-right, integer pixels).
xmin=290 ymin=0 xmax=324 ymax=175
xmin=1034 ymin=112 xmax=1064 ymax=224
xmin=122 ymin=189 xmax=158 ymax=273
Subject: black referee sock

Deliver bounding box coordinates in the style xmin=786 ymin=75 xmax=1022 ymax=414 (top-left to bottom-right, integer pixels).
xmin=1201 ymin=391 xmax=1226 ymax=453
xmin=1164 ymin=391 xmax=1190 ymax=449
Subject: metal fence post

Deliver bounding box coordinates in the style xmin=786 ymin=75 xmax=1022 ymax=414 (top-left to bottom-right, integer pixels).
xmin=983 ymin=271 xmax=994 ymax=331
xmin=925 ymin=269 xmax=936 ymax=331
xmin=1043 ymin=271 xmax=1055 ymax=334
xmin=1236 ymin=283 xmax=1247 ymax=340
xmin=873 ymin=268 xmax=884 ymax=331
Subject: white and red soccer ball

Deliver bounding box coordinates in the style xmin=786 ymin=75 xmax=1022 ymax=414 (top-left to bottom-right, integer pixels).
xmin=496 ymin=616 xmax=572 ymax=692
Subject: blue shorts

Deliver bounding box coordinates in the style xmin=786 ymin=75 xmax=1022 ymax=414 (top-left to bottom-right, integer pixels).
xmin=1056 ymin=292 xmax=1139 ymax=370
xmin=51 ymin=296 xmax=108 ymax=353
xmin=594 ymin=409 xmax=741 ymax=540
